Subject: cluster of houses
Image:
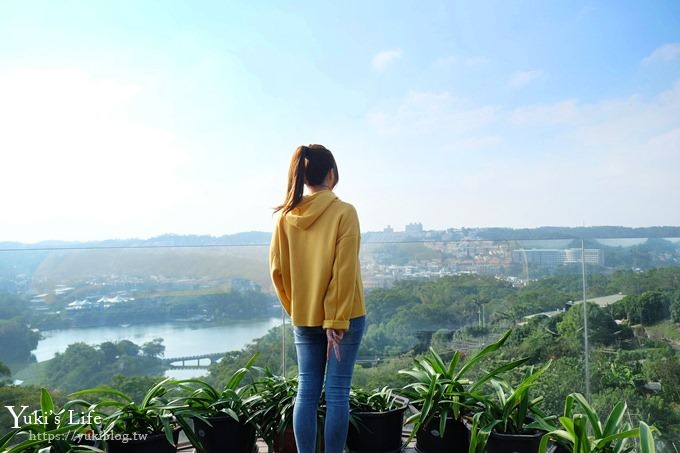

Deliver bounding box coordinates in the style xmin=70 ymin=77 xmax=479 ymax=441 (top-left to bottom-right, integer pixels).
xmin=65 ymin=294 xmax=135 ymax=311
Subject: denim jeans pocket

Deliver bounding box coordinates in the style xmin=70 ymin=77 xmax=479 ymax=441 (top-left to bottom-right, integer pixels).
xmin=342 ymin=316 xmax=366 ymax=344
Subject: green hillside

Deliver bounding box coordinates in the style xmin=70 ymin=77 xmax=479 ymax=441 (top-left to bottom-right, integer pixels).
xmin=30 ymin=247 xmax=271 ymax=290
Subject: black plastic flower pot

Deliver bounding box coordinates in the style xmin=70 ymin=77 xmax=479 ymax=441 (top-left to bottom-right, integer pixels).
xmin=106 ymin=429 xmax=179 ymax=453
xmin=415 ymin=416 xmax=469 ymax=453
xmin=193 ymin=415 xmax=256 ymax=453
xmin=486 ymin=429 xmax=544 ymax=453
xmin=273 ymin=427 xmax=296 ymax=453
xmin=275 ymin=426 xmax=328 ymax=452
xmin=346 ymin=405 xmax=407 ymax=453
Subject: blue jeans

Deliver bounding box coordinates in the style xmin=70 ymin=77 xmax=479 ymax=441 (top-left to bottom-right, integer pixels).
xmin=293 ymin=316 xmax=366 ymax=453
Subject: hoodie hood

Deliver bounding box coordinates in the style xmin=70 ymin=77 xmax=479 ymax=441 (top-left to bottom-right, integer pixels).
xmin=285 ymin=190 xmax=338 ymax=230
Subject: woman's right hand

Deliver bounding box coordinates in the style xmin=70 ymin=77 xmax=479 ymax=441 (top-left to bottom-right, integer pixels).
xmin=326 ymin=328 xmax=344 ymax=361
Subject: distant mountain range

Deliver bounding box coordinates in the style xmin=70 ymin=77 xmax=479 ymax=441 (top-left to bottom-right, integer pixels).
xmin=1 ymin=227 xmax=679 ymax=293
xmin=471 ymin=226 xmax=680 ymax=241
xmin=2 ymin=226 xmax=680 ymax=250
xmin=0 ymin=232 xmax=273 ymax=250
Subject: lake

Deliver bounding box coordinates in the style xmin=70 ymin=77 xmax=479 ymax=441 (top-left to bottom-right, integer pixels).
xmin=32 ymin=318 xmax=283 ymax=379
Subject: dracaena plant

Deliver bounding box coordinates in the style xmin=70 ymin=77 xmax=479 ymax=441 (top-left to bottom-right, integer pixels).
xmin=349 ymin=386 xmax=404 ymax=413
xmin=247 ymin=367 xmax=329 ymax=453
xmin=246 ymin=369 xmax=299 ymax=452
xmin=70 ymin=377 xmax=204 ymax=453
xmin=468 ymin=361 xmax=553 ymax=453
xmin=399 ymin=330 xmax=529 ymax=441
xmin=347 ymin=386 xmax=406 ymax=447
xmin=0 ymin=387 xmax=101 ymax=453
xmin=171 ymin=354 xmax=259 ymax=423
xmin=538 ymin=393 xmax=658 ymax=453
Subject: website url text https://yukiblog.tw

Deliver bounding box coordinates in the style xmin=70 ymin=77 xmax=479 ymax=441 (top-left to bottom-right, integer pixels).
xmin=26 ymin=431 xmax=149 ymax=444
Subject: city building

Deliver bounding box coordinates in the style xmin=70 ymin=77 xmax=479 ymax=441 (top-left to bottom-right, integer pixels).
xmin=511 ymin=248 xmax=604 ymax=266
xmin=405 ymin=222 xmax=424 ymax=236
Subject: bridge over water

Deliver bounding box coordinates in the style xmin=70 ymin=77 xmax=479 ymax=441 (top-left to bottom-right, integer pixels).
xmin=163 ymin=352 xmax=383 ymax=370
xmin=163 ymin=352 xmax=226 ymax=369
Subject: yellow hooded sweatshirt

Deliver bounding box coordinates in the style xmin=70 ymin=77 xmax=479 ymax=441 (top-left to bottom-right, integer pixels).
xmin=269 ymin=190 xmax=366 ymax=330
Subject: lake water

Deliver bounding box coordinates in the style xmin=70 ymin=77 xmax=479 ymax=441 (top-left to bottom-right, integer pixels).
xmin=32 ymin=318 xmax=282 ymax=379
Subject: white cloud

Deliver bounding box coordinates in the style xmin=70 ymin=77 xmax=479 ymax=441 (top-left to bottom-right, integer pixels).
xmin=434 ymin=55 xmax=489 ymax=67
xmin=361 ymin=78 xmax=680 ymax=228
xmin=371 ymin=49 xmax=403 ymax=70
xmin=508 ymin=70 xmax=544 ymax=89
xmin=366 ymin=91 xmax=498 ymax=137
xmin=510 ymin=100 xmax=580 ymax=125
xmin=498 ymin=80 xmax=680 ymax=225
xmin=642 ymin=42 xmax=680 ymax=64
xmin=443 ymin=136 xmax=502 ymax=153
xmin=648 ymin=127 xmax=680 ymax=153
xmin=576 ymin=5 xmax=596 ymax=20
xmin=508 ymin=80 xmax=680 ymax=145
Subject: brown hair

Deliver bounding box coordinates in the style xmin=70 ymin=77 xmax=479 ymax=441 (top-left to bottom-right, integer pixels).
xmin=274 ymin=144 xmax=339 ymax=215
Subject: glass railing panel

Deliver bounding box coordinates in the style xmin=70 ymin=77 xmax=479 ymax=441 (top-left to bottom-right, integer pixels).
xmin=0 ymin=244 xmax=283 ymax=392
xmin=356 ymin=236 xmax=680 ymax=448
xmin=1 ymin=235 xmax=678 ymax=448
xmin=582 ymin=236 xmax=680 ymax=449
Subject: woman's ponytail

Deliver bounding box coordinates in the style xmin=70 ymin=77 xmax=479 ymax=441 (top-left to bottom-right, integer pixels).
xmin=275 ymin=146 xmax=308 ymax=215
xmin=275 ymin=144 xmax=337 ymax=215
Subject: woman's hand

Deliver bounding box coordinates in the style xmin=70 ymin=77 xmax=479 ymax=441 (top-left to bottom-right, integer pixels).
xmin=326 ymin=328 xmax=345 ymax=361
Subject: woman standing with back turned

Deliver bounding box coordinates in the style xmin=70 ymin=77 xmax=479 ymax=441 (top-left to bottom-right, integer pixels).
xmin=270 ymin=144 xmax=366 ymax=453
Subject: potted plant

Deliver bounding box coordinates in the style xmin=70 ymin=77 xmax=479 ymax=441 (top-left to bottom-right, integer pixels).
xmin=0 ymin=388 xmax=101 ymax=453
xmin=538 ymin=393 xmax=658 ymax=453
xmin=71 ymin=378 xmax=203 ymax=453
xmin=399 ymin=330 xmax=529 ymax=453
xmin=346 ymin=386 xmax=408 ymax=453
xmin=468 ymin=361 xmax=553 ymax=453
xmin=248 ymin=369 xmax=329 ymax=453
xmin=172 ymin=356 xmax=259 ymax=453
xmin=247 ymin=369 xmax=299 ymax=452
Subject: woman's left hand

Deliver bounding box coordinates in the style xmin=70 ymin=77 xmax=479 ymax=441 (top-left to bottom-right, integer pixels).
xmin=326 ymin=328 xmax=345 ymax=361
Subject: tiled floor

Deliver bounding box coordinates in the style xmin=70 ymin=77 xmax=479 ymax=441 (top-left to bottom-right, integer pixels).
xmin=178 ymin=436 xmax=419 ymax=452
xmin=255 ymin=439 xmax=417 ymax=452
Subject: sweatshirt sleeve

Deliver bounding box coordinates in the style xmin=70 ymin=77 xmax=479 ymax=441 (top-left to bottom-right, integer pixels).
xmin=270 ymin=223 xmax=291 ymax=316
xmin=323 ymin=207 xmax=360 ymax=330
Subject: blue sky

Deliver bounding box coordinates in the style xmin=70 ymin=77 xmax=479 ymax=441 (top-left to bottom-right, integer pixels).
xmin=1 ymin=1 xmax=679 ymax=242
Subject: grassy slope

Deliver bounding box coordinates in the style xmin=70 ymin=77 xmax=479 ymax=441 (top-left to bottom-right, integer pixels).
xmin=645 ymin=320 xmax=680 ymax=344
xmin=13 ymin=359 xmax=52 ymax=386
xmin=30 ymin=247 xmax=271 ymax=291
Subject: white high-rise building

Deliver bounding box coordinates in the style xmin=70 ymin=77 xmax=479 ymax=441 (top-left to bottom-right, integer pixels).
xmin=512 ymin=248 xmax=604 ymax=266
